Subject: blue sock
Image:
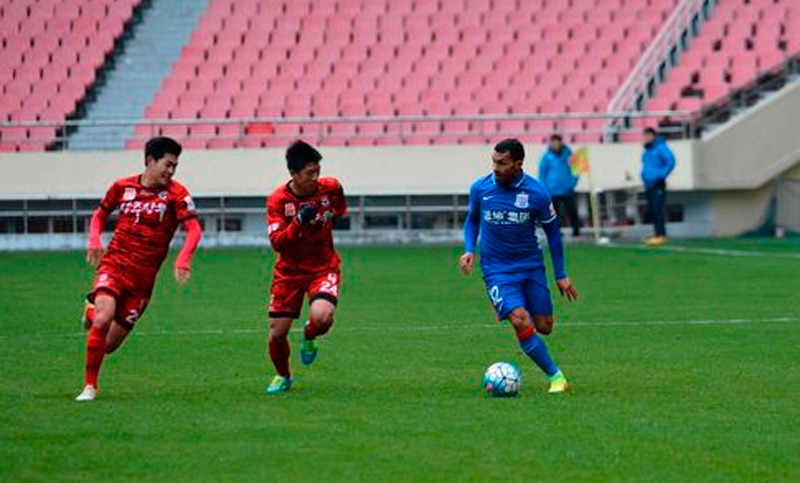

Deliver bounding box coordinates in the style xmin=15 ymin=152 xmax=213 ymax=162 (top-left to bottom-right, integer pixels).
xmin=518 ymin=330 xmax=559 ymax=377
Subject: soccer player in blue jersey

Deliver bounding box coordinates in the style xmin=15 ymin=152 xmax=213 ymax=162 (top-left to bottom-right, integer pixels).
xmin=460 ymin=138 xmax=578 ymax=394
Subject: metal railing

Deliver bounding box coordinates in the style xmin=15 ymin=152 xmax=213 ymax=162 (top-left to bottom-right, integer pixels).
xmin=605 ymin=0 xmax=712 ymax=139
xmin=0 ymin=111 xmax=694 ymax=151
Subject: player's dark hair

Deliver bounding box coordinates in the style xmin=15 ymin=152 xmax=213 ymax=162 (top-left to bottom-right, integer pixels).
xmin=494 ymin=138 xmax=525 ymax=161
xmin=550 ymin=134 xmax=563 ymax=143
xmin=643 ymin=127 xmax=658 ymax=136
xmin=145 ymin=136 xmax=182 ymax=161
xmin=286 ymin=140 xmax=322 ymax=172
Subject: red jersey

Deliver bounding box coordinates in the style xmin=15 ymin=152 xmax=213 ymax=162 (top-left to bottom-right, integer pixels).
xmin=267 ymin=177 xmax=347 ymax=275
xmin=99 ymin=175 xmax=198 ymax=271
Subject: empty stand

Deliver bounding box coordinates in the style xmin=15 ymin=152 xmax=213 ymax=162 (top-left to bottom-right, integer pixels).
xmin=134 ymin=0 xmax=681 ymax=148
xmin=0 ymin=0 xmax=141 ymax=151
xmin=68 ymin=0 xmax=213 ymax=150
xmin=645 ymin=0 xmax=799 ymax=116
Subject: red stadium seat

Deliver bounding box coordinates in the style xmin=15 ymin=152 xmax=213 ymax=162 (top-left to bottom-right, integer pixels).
xmin=127 ymin=0 xmax=721 ymax=146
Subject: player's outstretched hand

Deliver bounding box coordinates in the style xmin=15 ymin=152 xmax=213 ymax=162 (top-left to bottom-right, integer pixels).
xmin=556 ymin=277 xmax=578 ymax=301
xmin=86 ymin=248 xmax=104 ymax=266
xmin=174 ymin=266 xmax=191 ymax=286
xmin=297 ymin=205 xmax=317 ymax=225
xmin=459 ymin=252 xmax=475 ymax=276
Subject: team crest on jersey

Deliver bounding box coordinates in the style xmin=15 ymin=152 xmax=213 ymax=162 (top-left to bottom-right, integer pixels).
xmin=123 ymin=188 xmax=137 ymax=201
xmin=514 ymin=193 xmax=529 ymax=209
xmin=284 ymin=203 xmax=296 ymax=217
xmin=320 ymin=196 xmax=330 ymax=207
xmin=158 ymin=191 xmax=168 ymax=200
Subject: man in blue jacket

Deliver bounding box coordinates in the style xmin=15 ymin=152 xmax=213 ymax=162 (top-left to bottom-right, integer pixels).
xmin=539 ymin=135 xmax=581 ymax=238
xmin=641 ymin=128 xmax=676 ymax=246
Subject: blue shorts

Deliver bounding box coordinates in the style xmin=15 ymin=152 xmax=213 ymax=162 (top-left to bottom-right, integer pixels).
xmin=483 ymin=268 xmax=553 ymax=320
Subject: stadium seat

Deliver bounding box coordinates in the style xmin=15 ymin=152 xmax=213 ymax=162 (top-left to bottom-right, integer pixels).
xmin=133 ymin=0 xmax=685 ymax=147
xmin=0 ymin=0 xmax=143 ymax=150
xmin=643 ymin=0 xmax=797 ymax=116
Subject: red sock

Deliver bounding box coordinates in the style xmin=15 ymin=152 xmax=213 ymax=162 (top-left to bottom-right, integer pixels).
xmin=84 ymin=325 xmax=109 ymax=387
xmin=516 ymin=325 xmax=536 ymax=342
xmin=305 ymin=317 xmax=334 ymax=340
xmin=268 ymin=338 xmax=291 ymax=377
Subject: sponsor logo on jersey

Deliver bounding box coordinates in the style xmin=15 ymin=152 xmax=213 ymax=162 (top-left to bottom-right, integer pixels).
xmin=184 ymin=195 xmax=195 ymax=211
xmin=483 ymin=210 xmax=530 ymax=225
xmin=268 ymin=222 xmax=281 ymax=235
xmin=284 ymin=203 xmax=296 ymax=217
xmin=123 ymin=188 xmax=137 ymax=201
xmin=514 ymin=193 xmax=529 ymax=209
xmin=120 ymin=200 xmax=168 ymax=223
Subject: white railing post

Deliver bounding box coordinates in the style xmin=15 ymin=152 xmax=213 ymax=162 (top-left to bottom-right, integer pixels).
xmin=604 ymin=0 xmax=711 ymax=141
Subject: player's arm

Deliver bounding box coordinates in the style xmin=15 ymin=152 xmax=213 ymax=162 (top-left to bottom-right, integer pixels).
xmin=460 ymin=183 xmax=481 ymax=276
xmin=267 ymin=196 xmax=304 ymax=252
xmin=172 ymin=190 xmax=202 ymax=285
xmin=333 ymin=180 xmax=348 ymax=218
xmin=86 ymin=208 xmax=108 ymax=266
xmin=538 ymin=197 xmax=577 ymax=301
xmin=174 ymin=217 xmax=202 ymax=285
xmin=87 ymin=182 xmax=120 ymax=266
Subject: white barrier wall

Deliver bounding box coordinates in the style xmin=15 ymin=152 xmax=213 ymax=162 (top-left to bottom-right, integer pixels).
xmin=2 ymin=86 xmax=800 ymax=244
xmin=0 ymin=141 xmax=697 ymax=199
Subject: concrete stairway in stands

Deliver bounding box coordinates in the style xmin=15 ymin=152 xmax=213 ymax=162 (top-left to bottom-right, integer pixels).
xmin=67 ymin=0 xmax=211 ymax=150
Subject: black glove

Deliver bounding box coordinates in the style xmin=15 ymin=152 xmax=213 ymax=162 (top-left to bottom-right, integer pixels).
xmin=297 ymin=205 xmax=317 ymax=225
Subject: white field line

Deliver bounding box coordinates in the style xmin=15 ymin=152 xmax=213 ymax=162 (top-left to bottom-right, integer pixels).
xmin=1 ymin=316 xmax=797 ymax=341
xmin=601 ymin=243 xmax=800 ymax=260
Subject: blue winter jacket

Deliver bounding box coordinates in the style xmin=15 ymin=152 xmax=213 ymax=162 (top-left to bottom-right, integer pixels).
xmin=538 ymin=146 xmax=578 ymax=197
xmin=641 ymin=136 xmax=676 ymax=189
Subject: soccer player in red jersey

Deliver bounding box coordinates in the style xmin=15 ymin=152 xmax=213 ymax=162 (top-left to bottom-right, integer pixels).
xmin=75 ymin=137 xmax=203 ymax=401
xmin=264 ymin=140 xmax=347 ymax=395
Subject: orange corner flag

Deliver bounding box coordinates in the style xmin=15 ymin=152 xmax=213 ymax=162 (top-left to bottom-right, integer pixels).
xmin=569 ymin=147 xmax=590 ymax=176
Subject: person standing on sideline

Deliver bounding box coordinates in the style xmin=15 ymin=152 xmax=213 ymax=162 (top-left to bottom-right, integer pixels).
xmin=641 ymin=127 xmax=676 ymax=246
xmin=538 ymin=135 xmax=581 ymax=239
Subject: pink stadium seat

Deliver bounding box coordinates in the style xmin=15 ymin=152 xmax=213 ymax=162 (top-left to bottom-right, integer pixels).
xmin=206 ymin=138 xmax=237 ymax=150
xmin=130 ymin=0 xmax=697 ymax=146
xmin=0 ymin=0 xmax=143 ymax=150
xmin=643 ymin=0 xmax=795 ymax=115
xmin=159 ymin=124 xmax=189 ymax=137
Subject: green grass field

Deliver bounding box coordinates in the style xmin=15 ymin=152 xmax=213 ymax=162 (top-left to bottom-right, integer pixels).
xmin=1 ymin=240 xmax=798 ymax=482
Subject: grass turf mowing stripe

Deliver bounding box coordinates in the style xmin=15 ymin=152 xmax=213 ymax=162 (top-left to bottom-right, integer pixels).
xmin=601 ymin=242 xmax=800 ymax=260
xmin=2 ymin=316 xmax=796 ymax=341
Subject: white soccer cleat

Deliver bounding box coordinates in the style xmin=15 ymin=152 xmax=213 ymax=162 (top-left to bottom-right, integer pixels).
xmin=75 ymin=385 xmax=98 ymax=402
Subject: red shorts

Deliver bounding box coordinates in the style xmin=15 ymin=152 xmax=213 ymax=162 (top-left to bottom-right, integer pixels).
xmin=88 ymin=262 xmax=157 ymax=330
xmin=269 ymin=268 xmax=340 ymax=319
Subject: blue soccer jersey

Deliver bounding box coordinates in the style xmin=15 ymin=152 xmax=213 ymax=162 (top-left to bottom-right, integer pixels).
xmin=464 ymin=172 xmax=566 ymax=280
